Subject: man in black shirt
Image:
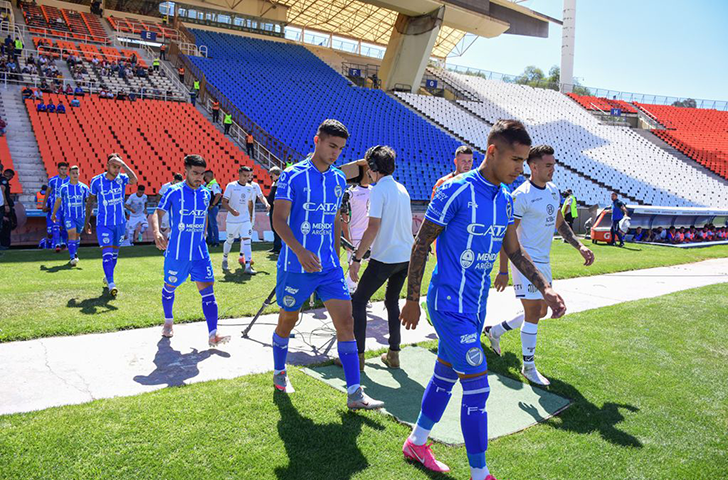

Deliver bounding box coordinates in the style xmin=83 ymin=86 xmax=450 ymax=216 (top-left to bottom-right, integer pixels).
xmin=267 ymin=166 xmax=281 ymax=254
xmin=0 ymin=168 xmax=16 ymax=249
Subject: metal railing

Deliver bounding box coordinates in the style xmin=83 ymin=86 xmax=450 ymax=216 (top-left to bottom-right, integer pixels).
xmin=13 ymin=21 xmax=111 ymax=45
xmin=560 ymin=84 xmax=728 ymax=111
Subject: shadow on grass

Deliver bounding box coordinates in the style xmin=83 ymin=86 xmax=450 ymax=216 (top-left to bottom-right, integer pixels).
xmin=40 ymin=263 xmax=78 ymax=273
xmin=67 ymin=292 xmax=119 ymax=315
xmin=133 ymin=338 xmax=231 ymax=388
xmin=221 ymin=268 xmax=271 ymax=284
xmin=484 ymin=344 xmax=642 ymax=448
xmin=273 ymin=392 xmax=388 ymax=480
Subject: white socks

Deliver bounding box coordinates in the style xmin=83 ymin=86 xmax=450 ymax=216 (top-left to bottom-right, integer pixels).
xmin=521 ymin=321 xmax=539 ymax=367
xmin=223 ymin=238 xmax=233 ymax=257
xmin=409 ymin=425 xmax=431 ymax=446
xmin=489 ymin=313 xmax=525 ymax=338
xmin=471 ymin=466 xmax=491 ymax=480
xmin=241 ymin=238 xmax=252 ymax=264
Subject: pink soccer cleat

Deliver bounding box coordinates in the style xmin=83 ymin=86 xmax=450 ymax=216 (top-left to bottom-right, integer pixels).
xmin=470 ymin=476 xmax=499 ymax=480
xmin=402 ymin=438 xmax=450 ymax=473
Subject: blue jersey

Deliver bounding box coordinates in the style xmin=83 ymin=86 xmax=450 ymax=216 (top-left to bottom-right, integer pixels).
xmin=157 ymin=183 xmax=211 ymax=262
xmin=90 ymin=173 xmax=130 ymax=226
xmin=426 ymin=170 xmax=514 ymax=315
xmin=58 ymin=182 xmax=90 ymax=219
xmin=47 ymin=175 xmax=70 ymax=208
xmin=275 ymin=158 xmax=347 ymax=273
xmin=611 ymin=199 xmax=625 ymax=221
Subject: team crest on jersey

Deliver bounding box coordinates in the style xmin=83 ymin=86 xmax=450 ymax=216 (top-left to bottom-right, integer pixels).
xmin=466 ymin=347 xmax=484 ymax=367
xmin=282 ymin=295 xmax=296 ymax=308
xmin=506 ymin=200 xmax=512 ymax=219
xmin=547 ymin=204 xmax=555 ymax=215
xmin=460 ymin=249 xmax=475 ymax=269
xmin=301 ymin=221 xmax=311 ymax=235
xmin=102 ymin=237 xmax=110 ymax=244
xmin=116 ymin=177 xmax=123 ymax=185
xmin=334 ymin=185 xmax=343 ymax=198
xmin=168 ymin=275 xmax=177 ymax=283
xmin=178 ymin=222 xmax=185 ymax=231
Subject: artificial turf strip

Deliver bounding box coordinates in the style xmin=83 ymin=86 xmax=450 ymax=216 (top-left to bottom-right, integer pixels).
xmin=1 ymin=241 xmax=727 ymax=342
xmin=1 ymin=283 xmax=726 ymax=479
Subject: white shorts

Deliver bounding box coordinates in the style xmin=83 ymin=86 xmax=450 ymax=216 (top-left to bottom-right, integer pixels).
xmin=512 ymin=262 xmax=552 ymax=301
xmin=128 ymin=216 xmax=148 ymax=231
xmin=226 ymin=221 xmax=252 ymax=240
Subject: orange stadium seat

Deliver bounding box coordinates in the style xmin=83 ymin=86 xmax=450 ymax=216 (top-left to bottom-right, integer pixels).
xmin=26 ymin=95 xmax=270 ymax=196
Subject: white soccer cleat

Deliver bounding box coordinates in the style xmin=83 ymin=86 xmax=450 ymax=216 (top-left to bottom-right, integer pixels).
xmin=69 ymin=258 xmax=79 ymax=267
xmin=108 ymin=283 xmax=118 ymax=297
xmin=486 ymin=327 xmax=502 ymax=356
xmin=347 ymin=387 xmax=384 ymax=410
xmin=221 ymin=257 xmax=229 ymax=271
xmin=244 ymin=265 xmax=257 ymax=275
xmin=209 ymin=334 xmax=231 ymax=347
xmin=521 ymin=365 xmax=550 ymax=386
xmin=274 ymin=371 xmax=295 ymax=393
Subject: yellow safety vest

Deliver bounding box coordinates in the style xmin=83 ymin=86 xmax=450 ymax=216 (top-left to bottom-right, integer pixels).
xmin=223 ymin=114 xmax=232 ymax=124
xmin=193 ymin=81 xmax=200 ymax=90
xmin=561 ymin=195 xmax=578 ymax=218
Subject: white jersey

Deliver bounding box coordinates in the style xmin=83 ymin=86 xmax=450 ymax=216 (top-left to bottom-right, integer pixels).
xmin=512 ymin=180 xmax=561 ymax=264
xmin=223 ymin=181 xmax=254 ymax=224
xmin=126 ymin=193 xmax=147 ymax=219
xmin=348 ymin=185 xmax=371 ymax=241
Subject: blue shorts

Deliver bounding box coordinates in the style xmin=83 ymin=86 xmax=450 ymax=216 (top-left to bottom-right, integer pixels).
xmin=97 ymin=224 xmax=126 ymax=248
xmin=163 ymin=254 xmax=215 ymax=287
xmin=64 ymin=216 xmax=85 ymax=232
xmin=427 ymin=295 xmax=488 ymax=376
xmin=276 ymin=267 xmax=351 ymax=311
xmin=46 ymin=212 xmax=63 ymax=233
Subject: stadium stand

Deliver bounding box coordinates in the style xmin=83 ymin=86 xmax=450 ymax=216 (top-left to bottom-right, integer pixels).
xmin=21 ymin=3 xmax=109 ymax=43
xmin=25 ymin=94 xmax=269 ymax=195
xmin=107 ymin=16 xmax=180 ymax=41
xmin=566 ymin=93 xmax=637 ymax=114
xmin=395 ymin=92 xmax=612 ymax=206
xmin=437 ymin=72 xmax=728 ymax=208
xmin=185 ymin=30 xmax=468 ymax=201
xmin=634 ymin=103 xmax=728 ymax=180
xmin=0 ymin=136 xmax=22 ymax=193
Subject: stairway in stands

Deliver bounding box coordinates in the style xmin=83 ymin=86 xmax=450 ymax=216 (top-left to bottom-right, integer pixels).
xmin=1 ymin=87 xmax=47 ymax=207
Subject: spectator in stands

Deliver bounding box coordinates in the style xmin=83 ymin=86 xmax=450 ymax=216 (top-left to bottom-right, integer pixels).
xmin=160 ymin=44 xmax=167 ymax=60
xmin=40 ymin=80 xmax=52 ymax=93
xmin=152 ymin=58 xmax=160 ymax=72
xmin=128 ymin=89 xmax=137 ymax=102
xmin=211 ymin=100 xmax=220 ymax=123
xmin=46 ymin=100 xmax=55 ymax=113
xmin=165 ymin=89 xmax=172 ymax=99
xmin=223 ymin=113 xmax=233 ymax=135
xmin=56 ymin=101 xmax=66 ymax=114
xmin=99 ymin=87 xmax=111 ymax=99
xmin=677 ymin=227 xmax=686 ymax=243
xmin=246 ymin=132 xmax=254 ymax=159
xmin=2 ymin=35 xmax=10 ymax=56
xmin=64 ymin=84 xmax=73 ymax=95
xmin=13 ymin=38 xmax=22 ymax=60
xmin=130 ymin=52 xmax=138 ymax=67
xmin=70 ymin=97 xmax=80 ymax=107
xmin=0 ymin=117 xmax=6 ymax=136
xmin=178 ymin=66 xmax=185 ymax=83
xmin=74 ymin=85 xmax=84 ymax=96
xmin=610 ymin=192 xmax=628 ymax=247
xmin=36 ymin=101 xmax=46 ymax=112
xmin=33 ymin=88 xmax=43 ymax=101
xmin=135 ymin=66 xmax=146 ymax=78
xmin=21 ymin=86 xmax=32 ymax=100
xmin=267 ymin=166 xmax=282 ymax=254
xmin=204 ymin=170 xmax=222 ymax=248
xmin=116 ymin=89 xmax=128 ymax=101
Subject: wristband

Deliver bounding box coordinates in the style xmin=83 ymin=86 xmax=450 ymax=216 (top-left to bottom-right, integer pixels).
xmin=498 ymin=272 xmax=508 ymax=276
xmin=352 ymin=257 xmax=361 ymax=263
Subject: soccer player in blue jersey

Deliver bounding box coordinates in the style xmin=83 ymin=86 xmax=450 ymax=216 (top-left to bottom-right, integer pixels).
xmin=85 ymin=154 xmax=138 ymax=297
xmin=150 ymin=154 xmax=230 ymax=347
xmin=52 ymin=165 xmax=89 ymax=266
xmin=271 ymin=119 xmax=383 ymax=410
xmin=398 ymin=120 xmax=567 ymax=480
xmin=45 ymin=161 xmax=70 ymax=252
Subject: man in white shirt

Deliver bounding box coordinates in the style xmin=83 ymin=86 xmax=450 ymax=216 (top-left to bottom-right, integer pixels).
xmin=124 ymin=185 xmax=148 ymax=245
xmin=488 ymin=145 xmax=595 ymax=386
xmin=342 ymin=177 xmax=372 ymax=293
xmin=348 ymin=145 xmax=414 ymax=370
xmin=159 ymin=173 xmax=183 ymax=238
xmin=222 ymin=166 xmax=255 ymax=274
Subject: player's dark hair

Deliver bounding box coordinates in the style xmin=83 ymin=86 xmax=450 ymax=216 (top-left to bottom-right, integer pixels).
xmin=137 ymin=185 xmax=145 ymax=190
xmin=487 ymin=120 xmax=531 ymax=148
xmin=365 ymin=145 xmax=396 ymax=176
xmin=57 ymin=161 xmax=69 ymax=168
xmin=173 ymin=173 xmax=183 ymax=182
xmin=107 ymin=153 xmax=122 ymax=163
xmin=184 ymin=154 xmax=206 ymax=169
xmin=527 ymin=145 xmax=555 ymax=164
xmin=317 ymin=119 xmax=349 ymax=140
xmin=41 ymin=184 xmax=48 ymax=190
xmin=203 ymin=169 xmax=213 ymax=175
xmin=239 ymin=165 xmax=252 ymax=173
xmin=4 ymin=168 xmax=14 ymax=176
xmin=455 ymin=145 xmax=473 ymax=157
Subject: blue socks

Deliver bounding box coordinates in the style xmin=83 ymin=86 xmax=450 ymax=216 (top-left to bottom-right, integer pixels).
xmin=418 ymin=361 xmax=458 ymax=429
xmin=68 ymin=240 xmax=79 ymax=260
xmin=461 ymin=375 xmax=490 ymax=470
xmin=101 ymin=248 xmax=115 ymax=284
xmin=162 ymin=285 xmax=176 ymax=322
xmin=199 ymin=286 xmax=218 ymax=335
xmin=272 ymin=332 xmax=289 ymax=374
xmin=338 ymin=340 xmax=360 ymax=395
xmin=51 ymin=223 xmax=60 ymax=247
xmin=111 ymin=251 xmax=119 ymax=269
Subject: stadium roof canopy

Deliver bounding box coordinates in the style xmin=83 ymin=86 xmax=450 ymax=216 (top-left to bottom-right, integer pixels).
xmin=195 ymin=0 xmax=559 ymax=58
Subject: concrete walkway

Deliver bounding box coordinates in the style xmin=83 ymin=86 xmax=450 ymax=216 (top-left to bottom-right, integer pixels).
xmin=2 ymin=259 xmax=727 ymax=416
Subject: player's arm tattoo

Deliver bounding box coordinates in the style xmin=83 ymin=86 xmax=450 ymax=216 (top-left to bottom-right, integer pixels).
xmin=405 ymin=220 xmax=444 ymax=302
xmin=557 ymin=221 xmax=582 ymax=250
xmin=507 ymin=247 xmax=549 ymax=293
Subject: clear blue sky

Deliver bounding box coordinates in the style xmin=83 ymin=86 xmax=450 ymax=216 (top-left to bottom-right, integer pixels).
xmin=448 ymin=0 xmax=728 ymax=101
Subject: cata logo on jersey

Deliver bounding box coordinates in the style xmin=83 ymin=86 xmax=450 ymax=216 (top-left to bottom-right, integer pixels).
xmin=303 ymin=202 xmax=339 ymax=214
xmin=466 ymin=223 xmax=507 ymax=239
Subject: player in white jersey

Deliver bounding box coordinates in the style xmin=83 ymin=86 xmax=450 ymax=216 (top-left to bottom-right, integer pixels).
xmin=222 ymin=166 xmax=256 ymax=274
xmin=342 ymin=178 xmax=371 ymax=293
xmin=488 ymin=145 xmax=595 ymax=386
xmin=124 ymin=185 xmax=148 ymax=245
xmin=158 ymin=173 xmax=183 ymax=238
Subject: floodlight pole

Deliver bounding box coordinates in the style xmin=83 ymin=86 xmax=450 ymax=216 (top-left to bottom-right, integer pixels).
xmin=560 ymin=0 xmax=576 ymax=93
